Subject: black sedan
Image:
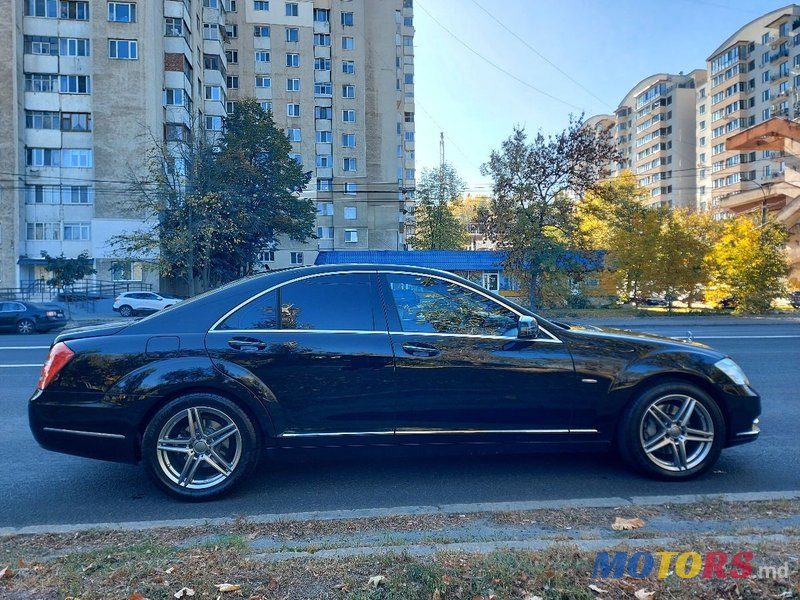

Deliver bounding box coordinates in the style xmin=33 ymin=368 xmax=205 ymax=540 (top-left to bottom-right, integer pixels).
xmin=29 ymin=265 xmax=761 ymax=500
xmin=0 ymin=301 xmax=67 ymax=334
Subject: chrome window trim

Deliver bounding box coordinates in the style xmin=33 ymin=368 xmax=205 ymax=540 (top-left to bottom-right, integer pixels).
xmin=43 ymin=427 xmax=126 ymax=440
xmin=211 ymin=329 xmax=561 ymax=343
xmin=209 ymin=268 xmax=561 ymax=343
xmin=280 ymin=428 xmax=598 ymax=438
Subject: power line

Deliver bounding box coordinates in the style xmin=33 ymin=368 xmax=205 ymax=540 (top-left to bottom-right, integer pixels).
xmin=466 ymin=0 xmax=614 ymax=110
xmin=414 ymin=0 xmax=587 ymax=111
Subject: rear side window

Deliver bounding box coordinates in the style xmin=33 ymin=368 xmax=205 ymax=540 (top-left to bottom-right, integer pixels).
xmin=218 ymin=273 xmax=376 ymax=331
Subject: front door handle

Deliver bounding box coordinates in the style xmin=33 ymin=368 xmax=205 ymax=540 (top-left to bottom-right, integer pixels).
xmin=228 ymin=337 xmax=267 ymax=352
xmin=402 ymin=342 xmax=440 ymax=357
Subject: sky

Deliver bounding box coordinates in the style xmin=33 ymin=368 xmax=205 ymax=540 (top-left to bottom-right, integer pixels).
xmin=412 ymin=0 xmax=793 ymax=193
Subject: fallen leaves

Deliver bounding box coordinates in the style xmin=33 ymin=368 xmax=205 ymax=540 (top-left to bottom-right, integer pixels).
xmin=588 ymin=583 xmax=608 ymax=594
xmin=173 ymin=587 xmax=195 ymax=598
xmin=214 ymin=583 xmax=241 ymax=593
xmin=635 ymin=589 xmax=656 ymax=600
xmin=0 ymin=566 xmax=12 ymax=579
xmin=611 ymin=517 xmax=645 ymax=531
xmin=368 ymin=575 xmax=387 ymax=588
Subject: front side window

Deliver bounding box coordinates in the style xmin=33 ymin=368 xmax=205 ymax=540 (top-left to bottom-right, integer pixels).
xmin=385 ymin=274 xmax=518 ymax=337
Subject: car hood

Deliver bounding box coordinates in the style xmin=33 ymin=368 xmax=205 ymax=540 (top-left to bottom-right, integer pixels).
xmin=55 ymin=321 xmax=131 ymax=343
xmin=559 ymin=323 xmax=722 ymax=358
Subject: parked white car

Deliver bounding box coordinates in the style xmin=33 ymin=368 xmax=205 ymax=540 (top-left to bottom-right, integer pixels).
xmin=113 ymin=292 xmax=183 ymax=317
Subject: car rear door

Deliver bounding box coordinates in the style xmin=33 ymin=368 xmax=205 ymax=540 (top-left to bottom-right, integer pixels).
xmin=205 ymin=271 xmax=397 ymax=444
xmin=379 ymin=272 xmax=576 ymax=442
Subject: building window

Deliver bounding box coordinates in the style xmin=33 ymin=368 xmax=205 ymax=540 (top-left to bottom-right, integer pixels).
xmin=316 ymin=154 xmax=332 ymax=167
xmin=341 ymin=11 xmax=353 ymax=26
xmin=60 ymin=1 xmax=89 ymax=20
xmin=63 ymin=222 xmax=91 ymax=241
xmin=25 ymin=0 xmax=59 ymax=18
xmin=344 ymin=229 xmax=358 ymax=243
xmin=404 ymin=111 xmax=414 ymax=123
xmin=316 ymin=226 xmax=333 ymax=239
xmin=59 ymin=38 xmax=90 ymax=56
xmin=342 ymin=60 xmax=355 ymax=74
xmin=344 ymin=206 xmax=357 ymax=219
xmin=260 ymin=101 xmax=272 ymax=112
xmin=61 ymin=112 xmax=91 ymax=131
xmin=109 ymin=39 xmax=138 ymax=60
xmin=344 ymin=182 xmax=357 ymax=195
xmin=225 ymin=24 xmax=239 ymax=38
xmin=226 ymin=101 xmax=236 ymax=114
xmin=165 ymin=123 xmax=190 ymax=142
xmin=59 ymin=74 xmax=90 ymax=94
xmin=226 ymin=75 xmax=239 ymax=89
xmin=255 ymin=50 xmax=270 ymax=62
xmin=165 ymin=18 xmax=185 ymax=37
xmin=342 ymin=133 xmax=356 ymax=147
xmin=343 ymin=157 xmax=357 ymax=171
xmin=286 ymin=78 xmax=300 ymax=92
xmin=252 ymin=76 xmax=268 ymax=89
xmin=289 ymin=153 xmax=303 ymax=164
xmin=342 ymin=109 xmax=356 ymax=122
xmin=342 ymin=36 xmax=354 ymax=50
xmin=285 ymin=2 xmax=298 ymax=16
xmin=25 ymin=185 xmax=59 ymax=204
xmin=286 ymin=52 xmax=300 ymax=67
xmin=225 ymin=0 xmax=238 ymax=10
xmin=287 ymin=103 xmax=300 ymax=117
xmin=317 ymin=201 xmax=334 ymax=215
xmin=315 ymin=58 xmax=331 ymax=71
xmin=290 ymin=252 xmax=304 ymax=265
xmin=314 ymin=8 xmax=329 ymax=21
xmin=108 ymin=2 xmax=136 ymax=22
xmin=314 ymin=82 xmax=332 ymax=96
xmin=405 ymin=131 xmax=415 ymax=142
xmin=205 ymin=85 xmax=223 ymax=100
xmin=27 ymin=222 xmax=61 ymax=241
xmin=24 ymin=35 xmax=58 ymax=55
xmin=285 ymin=27 xmax=299 ymax=42
xmin=258 ymin=250 xmax=275 ymax=262
xmin=404 ymin=73 xmax=414 ymax=85
xmin=315 ymin=106 xmax=332 ymax=119
xmin=62 ymin=186 xmax=92 ymax=204
xmin=316 ymin=131 xmax=332 ymax=143
xmin=61 ymin=148 xmax=93 ymax=168
xmin=111 ymin=261 xmax=143 ymax=281
xmin=226 ymin=49 xmax=239 ymax=63
xmin=342 ymin=84 xmax=355 ymax=98
xmin=254 ymin=0 xmax=269 ymax=9
xmin=314 ymin=34 xmax=331 ymax=46
xmin=254 ymin=25 xmax=270 ymax=37
xmin=27 ymin=147 xmax=60 ymax=167
xmin=25 ymin=110 xmax=60 ymax=130
xmin=317 ymin=179 xmax=333 ymax=192
xmin=25 ymin=73 xmax=59 ymax=93
xmin=287 ymin=127 xmax=301 ymax=141
xmin=205 ymin=116 xmax=223 ymax=131
xmin=203 ymin=23 xmax=221 ymax=40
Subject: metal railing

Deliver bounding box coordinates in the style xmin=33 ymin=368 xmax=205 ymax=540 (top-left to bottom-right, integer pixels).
xmin=0 ymin=279 xmax=152 ymax=302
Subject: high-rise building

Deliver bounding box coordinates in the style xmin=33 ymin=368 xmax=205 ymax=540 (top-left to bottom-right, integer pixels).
xmin=587 ymin=70 xmax=705 ymax=210
xmin=0 ymin=0 xmax=415 ymax=290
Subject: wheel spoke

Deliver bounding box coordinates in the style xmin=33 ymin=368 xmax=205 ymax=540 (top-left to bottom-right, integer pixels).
xmin=186 ymin=408 xmax=205 ymax=438
xmin=685 ymin=427 xmax=714 ymax=443
xmin=674 ymin=440 xmax=689 ymax=470
xmin=157 ymin=437 xmax=192 ymax=454
xmin=674 ymin=397 xmax=697 ymax=426
xmin=204 ymin=449 xmax=233 ymax=478
xmin=207 ymin=423 xmax=237 ymax=447
xmin=177 ymin=452 xmax=202 ymax=486
xmin=647 ymin=405 xmax=674 ymax=428
xmin=643 ymin=431 xmax=671 ymax=454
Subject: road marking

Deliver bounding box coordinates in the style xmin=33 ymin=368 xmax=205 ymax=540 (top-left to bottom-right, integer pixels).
xmin=0 ymin=346 xmax=50 ymax=350
xmin=0 ymin=364 xmax=42 ymax=368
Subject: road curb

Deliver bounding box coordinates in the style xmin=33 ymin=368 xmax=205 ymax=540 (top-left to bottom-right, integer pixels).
xmin=2 ymin=490 xmax=798 ymax=537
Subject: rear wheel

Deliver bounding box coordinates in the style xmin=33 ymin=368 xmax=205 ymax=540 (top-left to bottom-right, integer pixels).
xmin=142 ymin=394 xmax=259 ymax=500
xmin=119 ymin=305 xmax=133 ymax=317
xmin=618 ymin=381 xmax=725 ymax=480
xmin=16 ymin=319 xmax=35 ymax=335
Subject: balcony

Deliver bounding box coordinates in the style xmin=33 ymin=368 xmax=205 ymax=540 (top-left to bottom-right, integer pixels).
xmin=770 ymin=70 xmax=790 ymax=82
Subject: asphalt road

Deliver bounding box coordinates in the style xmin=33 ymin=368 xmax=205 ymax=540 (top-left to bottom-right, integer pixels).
xmin=1 ymin=318 xmax=798 ymax=529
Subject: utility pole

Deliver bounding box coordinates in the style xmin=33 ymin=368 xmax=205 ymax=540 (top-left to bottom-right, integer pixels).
xmin=436 ymin=132 xmax=445 ymax=250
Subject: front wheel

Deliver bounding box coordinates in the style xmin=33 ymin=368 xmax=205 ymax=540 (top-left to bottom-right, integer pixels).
xmin=142 ymin=394 xmax=259 ymax=500
xmin=617 ymin=381 xmax=725 ymax=480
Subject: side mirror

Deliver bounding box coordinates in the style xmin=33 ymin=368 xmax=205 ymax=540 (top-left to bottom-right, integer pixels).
xmin=518 ymin=315 xmax=539 ymax=339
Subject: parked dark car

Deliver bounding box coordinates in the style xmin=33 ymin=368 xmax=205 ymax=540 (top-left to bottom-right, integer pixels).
xmin=0 ymin=301 xmax=67 ymax=334
xmin=29 ymin=265 xmax=761 ymax=500
xmin=791 ymin=291 xmax=800 ymax=309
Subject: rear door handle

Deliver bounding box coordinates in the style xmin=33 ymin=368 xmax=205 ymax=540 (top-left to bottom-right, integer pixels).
xmin=402 ymin=342 xmax=440 ymax=357
xmin=228 ymin=337 xmax=267 ymax=352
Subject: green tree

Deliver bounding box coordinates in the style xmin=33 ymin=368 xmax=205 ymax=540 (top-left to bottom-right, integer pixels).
xmin=410 ymin=163 xmax=468 ymax=250
xmin=482 ymin=117 xmax=621 ymax=307
xmin=706 ymin=216 xmax=789 ymax=313
xmin=40 ymin=251 xmax=97 ymax=317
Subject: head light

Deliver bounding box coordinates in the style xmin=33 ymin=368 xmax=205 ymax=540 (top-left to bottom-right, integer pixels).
xmin=714 ymin=357 xmax=750 ymax=386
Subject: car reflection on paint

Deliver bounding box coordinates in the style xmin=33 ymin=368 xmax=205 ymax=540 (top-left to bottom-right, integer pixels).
xmin=29 ymin=265 xmax=760 ymax=501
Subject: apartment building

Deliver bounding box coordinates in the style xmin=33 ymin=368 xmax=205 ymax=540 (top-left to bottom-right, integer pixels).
xmin=587 ymin=71 xmax=704 ymax=210
xmin=0 ymin=0 xmax=415 ymax=289
xmin=223 ymin=0 xmax=416 ymax=268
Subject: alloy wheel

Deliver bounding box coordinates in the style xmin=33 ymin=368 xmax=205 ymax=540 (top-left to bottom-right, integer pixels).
xmin=639 ymin=394 xmax=715 ymax=472
xmin=155 ymin=406 xmax=242 ymax=489
xmin=17 ymin=319 xmax=34 ymax=334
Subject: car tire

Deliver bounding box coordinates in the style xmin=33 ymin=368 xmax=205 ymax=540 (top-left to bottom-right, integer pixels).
xmin=617 ymin=381 xmax=725 ymax=480
xmin=119 ymin=305 xmax=134 ymax=317
xmin=142 ymin=393 xmax=259 ymax=501
xmin=16 ymin=319 xmax=36 ymax=335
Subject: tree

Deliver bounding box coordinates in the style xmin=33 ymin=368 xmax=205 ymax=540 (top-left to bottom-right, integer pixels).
xmin=112 ymin=99 xmax=315 ymax=294
xmin=481 ymin=116 xmax=621 ymax=307
xmin=706 ymin=216 xmax=789 ymax=313
xmin=410 ymin=163 xmax=468 ymax=250
xmin=40 ymin=251 xmax=97 ymax=317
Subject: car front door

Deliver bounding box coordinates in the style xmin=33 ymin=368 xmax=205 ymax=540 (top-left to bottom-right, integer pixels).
xmin=0 ymin=303 xmax=15 ymax=331
xmin=380 ymin=272 xmax=576 ymax=443
xmin=205 ymin=272 xmax=396 ymax=444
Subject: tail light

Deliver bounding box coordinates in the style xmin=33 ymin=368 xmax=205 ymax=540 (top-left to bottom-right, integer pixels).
xmin=37 ymin=342 xmax=75 ymax=390
xmin=45 ymin=310 xmax=58 ymax=317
